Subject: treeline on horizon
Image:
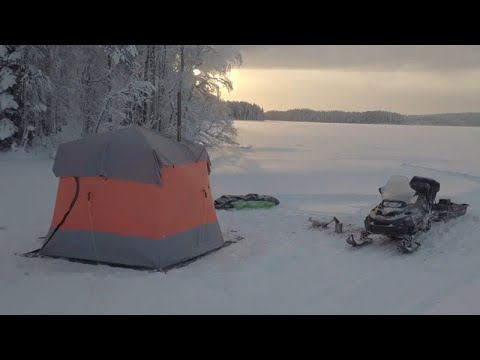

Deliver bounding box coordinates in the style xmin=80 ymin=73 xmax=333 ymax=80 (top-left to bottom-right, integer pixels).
xmin=225 ymin=101 xmax=265 ymax=120
xmin=228 ymin=101 xmax=480 ymax=127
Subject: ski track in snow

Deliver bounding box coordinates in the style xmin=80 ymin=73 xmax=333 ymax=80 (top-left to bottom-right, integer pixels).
xmin=1 ymin=121 xmax=480 ymax=314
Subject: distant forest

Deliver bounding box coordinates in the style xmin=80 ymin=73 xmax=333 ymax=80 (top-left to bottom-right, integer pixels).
xmin=265 ymin=109 xmax=480 ymax=126
xmin=228 ymin=101 xmax=480 ymax=127
xmin=225 ymin=101 xmax=265 ymax=120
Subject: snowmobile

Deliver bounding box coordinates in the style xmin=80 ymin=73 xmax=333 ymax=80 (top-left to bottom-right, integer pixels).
xmin=346 ymin=175 xmax=468 ymax=253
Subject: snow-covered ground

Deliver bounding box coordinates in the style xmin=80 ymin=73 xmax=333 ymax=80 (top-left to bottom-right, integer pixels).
xmin=1 ymin=121 xmax=480 ymax=314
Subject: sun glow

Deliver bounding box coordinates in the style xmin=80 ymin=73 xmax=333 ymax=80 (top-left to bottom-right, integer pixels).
xmin=218 ymin=68 xmax=241 ymax=99
xmin=220 ymin=67 xmax=480 ymax=113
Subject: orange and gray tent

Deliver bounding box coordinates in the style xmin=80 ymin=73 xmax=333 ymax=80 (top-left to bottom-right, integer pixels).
xmin=35 ymin=126 xmax=224 ymax=270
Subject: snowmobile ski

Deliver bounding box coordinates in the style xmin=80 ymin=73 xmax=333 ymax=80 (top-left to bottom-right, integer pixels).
xmin=346 ymin=231 xmax=373 ymax=247
xmin=397 ymin=236 xmax=421 ymax=253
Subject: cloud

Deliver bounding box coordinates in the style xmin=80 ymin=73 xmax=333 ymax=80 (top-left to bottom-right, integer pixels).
xmin=236 ymin=45 xmax=480 ymax=72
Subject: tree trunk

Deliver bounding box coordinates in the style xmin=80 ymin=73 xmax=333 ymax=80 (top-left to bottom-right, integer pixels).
xmin=148 ymin=45 xmax=156 ymax=126
xmin=177 ymin=45 xmax=184 ymax=142
xmin=142 ymin=45 xmax=152 ymax=124
xmin=107 ymin=52 xmax=113 ymax=124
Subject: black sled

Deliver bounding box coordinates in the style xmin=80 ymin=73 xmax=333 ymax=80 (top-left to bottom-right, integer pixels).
xmin=432 ymin=198 xmax=469 ymax=223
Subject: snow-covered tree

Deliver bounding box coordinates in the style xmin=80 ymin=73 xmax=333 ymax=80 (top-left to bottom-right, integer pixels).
xmin=0 ymin=45 xmax=23 ymax=150
xmin=0 ymin=45 xmax=53 ymax=149
xmin=20 ymin=45 xmax=54 ymax=146
xmin=94 ymin=45 xmax=155 ymax=133
xmin=0 ymin=44 xmax=243 ymax=152
xmin=179 ymin=45 xmax=242 ymax=145
xmin=125 ymin=44 xmax=242 ymax=146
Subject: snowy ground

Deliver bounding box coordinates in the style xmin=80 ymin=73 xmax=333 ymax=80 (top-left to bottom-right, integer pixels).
xmin=1 ymin=121 xmax=480 ymax=314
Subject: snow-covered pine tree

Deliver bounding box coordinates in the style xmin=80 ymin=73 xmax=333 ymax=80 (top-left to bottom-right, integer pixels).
xmin=0 ymin=45 xmax=23 ymax=150
xmin=0 ymin=45 xmax=53 ymax=150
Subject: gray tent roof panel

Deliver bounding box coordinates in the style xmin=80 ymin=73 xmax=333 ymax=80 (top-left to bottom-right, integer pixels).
xmin=52 ymin=126 xmax=211 ymax=184
xmin=138 ymin=127 xmax=210 ymax=167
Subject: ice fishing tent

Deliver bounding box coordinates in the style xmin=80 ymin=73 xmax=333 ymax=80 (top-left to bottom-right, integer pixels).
xmin=38 ymin=126 xmax=224 ymax=270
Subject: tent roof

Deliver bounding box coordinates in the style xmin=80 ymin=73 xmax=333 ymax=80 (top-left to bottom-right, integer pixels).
xmin=53 ymin=126 xmax=211 ymax=184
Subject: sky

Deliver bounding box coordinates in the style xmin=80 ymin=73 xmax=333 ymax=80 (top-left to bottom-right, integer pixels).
xmin=221 ymin=45 xmax=480 ymax=115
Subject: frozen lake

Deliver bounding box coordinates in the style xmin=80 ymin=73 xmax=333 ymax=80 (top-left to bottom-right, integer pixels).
xmin=1 ymin=120 xmax=480 ymax=314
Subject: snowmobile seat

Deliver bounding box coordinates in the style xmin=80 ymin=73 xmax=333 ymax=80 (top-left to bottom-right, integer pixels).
xmin=412 ymin=182 xmax=430 ymax=195
xmin=410 ymin=176 xmax=440 ymax=204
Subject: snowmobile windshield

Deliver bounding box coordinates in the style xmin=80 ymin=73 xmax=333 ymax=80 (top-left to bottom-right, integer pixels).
xmin=380 ymin=175 xmax=416 ymax=203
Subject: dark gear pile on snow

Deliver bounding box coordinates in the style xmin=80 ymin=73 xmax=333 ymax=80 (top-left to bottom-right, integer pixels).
xmin=215 ymin=194 xmax=280 ymax=210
